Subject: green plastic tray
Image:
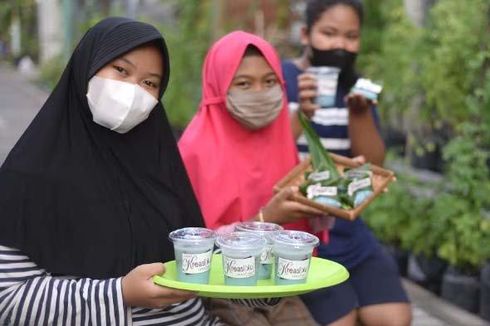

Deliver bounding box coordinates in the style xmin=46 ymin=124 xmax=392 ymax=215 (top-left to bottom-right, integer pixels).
xmin=153 ymin=254 xmax=349 ymax=299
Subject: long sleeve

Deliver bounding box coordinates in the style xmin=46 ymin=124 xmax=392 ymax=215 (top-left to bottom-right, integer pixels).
xmin=0 ymin=245 xmax=226 ymax=326
xmin=0 ymin=245 xmax=128 ymax=325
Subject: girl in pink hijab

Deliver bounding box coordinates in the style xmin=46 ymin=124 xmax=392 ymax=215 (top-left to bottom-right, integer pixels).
xmin=179 ymin=31 xmax=323 ymax=234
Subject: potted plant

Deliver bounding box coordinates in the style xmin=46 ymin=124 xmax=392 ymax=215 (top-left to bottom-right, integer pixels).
xmin=432 ymin=122 xmax=490 ymax=313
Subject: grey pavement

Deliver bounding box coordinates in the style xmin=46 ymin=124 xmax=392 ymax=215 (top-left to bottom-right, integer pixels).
xmin=0 ymin=63 xmax=47 ymax=164
xmin=0 ymin=62 xmax=489 ymax=326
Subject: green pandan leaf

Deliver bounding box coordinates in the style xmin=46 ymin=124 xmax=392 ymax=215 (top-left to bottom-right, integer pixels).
xmin=298 ymin=112 xmax=340 ymax=179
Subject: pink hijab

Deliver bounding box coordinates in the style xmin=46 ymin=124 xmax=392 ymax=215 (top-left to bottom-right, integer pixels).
xmin=178 ymin=31 xmax=310 ymax=232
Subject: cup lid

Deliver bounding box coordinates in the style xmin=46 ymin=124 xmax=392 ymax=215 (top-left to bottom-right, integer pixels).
xmin=169 ymin=227 xmax=216 ymax=243
xmin=306 ymin=66 xmax=340 ymax=74
xmin=216 ymin=232 xmax=266 ymax=251
xmin=272 ymin=230 xmax=319 ymax=249
xmin=235 ymin=221 xmax=283 ymax=235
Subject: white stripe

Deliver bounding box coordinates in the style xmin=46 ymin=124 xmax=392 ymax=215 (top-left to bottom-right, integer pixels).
xmin=297 ymin=134 xmax=351 ymax=150
xmin=0 ymin=254 xmax=30 ymax=261
xmin=0 ymin=246 xmax=21 ymax=251
xmin=107 ymin=280 xmax=116 ymax=325
xmin=18 ymin=277 xmax=39 ymax=323
xmin=311 ymin=108 xmax=348 ymax=126
xmin=0 ymin=285 xmax=19 ymax=320
xmin=57 ymin=279 xmax=68 ymax=324
xmin=98 ymin=281 xmax=107 ymax=326
xmin=65 ymin=281 xmax=73 ymax=326
xmin=90 ymin=280 xmax=98 ymax=324
xmin=1 ymin=270 xmax=44 ymax=278
xmin=45 ymin=278 xmax=58 ymax=324
xmin=0 ymin=261 xmax=38 ymax=269
xmin=82 ymin=279 xmax=90 ymax=326
xmin=115 ymin=279 xmax=129 ymax=325
xmin=35 ymin=278 xmax=50 ymax=326
xmin=73 ymin=281 xmax=81 ymax=326
xmin=8 ymin=279 xmax=27 ymax=322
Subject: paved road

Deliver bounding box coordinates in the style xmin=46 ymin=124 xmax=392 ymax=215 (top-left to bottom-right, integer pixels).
xmin=0 ymin=62 xmax=489 ymax=326
xmin=0 ymin=63 xmax=47 ymax=164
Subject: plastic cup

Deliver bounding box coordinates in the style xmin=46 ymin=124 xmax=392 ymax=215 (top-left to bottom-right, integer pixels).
xmin=272 ymin=230 xmax=320 ymax=285
xmin=307 ymin=66 xmax=340 ymax=108
xmin=235 ymin=221 xmax=283 ymax=279
xmin=216 ymin=232 xmax=266 ymax=286
xmin=168 ymin=227 xmax=216 ymax=284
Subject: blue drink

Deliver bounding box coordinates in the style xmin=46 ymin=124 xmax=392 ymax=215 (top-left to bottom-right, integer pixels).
xmin=235 ymin=221 xmax=283 ymax=279
xmin=306 ymin=66 xmax=340 ymax=109
xmin=272 ymin=230 xmax=319 ymax=285
xmin=216 ymin=232 xmax=266 ymax=286
xmin=169 ymin=227 xmax=216 ymax=284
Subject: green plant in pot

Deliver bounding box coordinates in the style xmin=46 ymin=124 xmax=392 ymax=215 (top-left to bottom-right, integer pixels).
xmin=364 ymin=167 xmax=433 ymax=277
xmin=433 ymin=122 xmax=490 ymax=314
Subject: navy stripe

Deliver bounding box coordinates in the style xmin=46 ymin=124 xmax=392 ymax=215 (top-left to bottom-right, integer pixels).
xmin=111 ymin=280 xmax=119 ymax=325
xmin=62 ymin=279 xmax=70 ymax=325
xmin=51 ymin=280 xmax=62 ymax=324
xmin=69 ymin=280 xmax=76 ymax=325
xmin=32 ymin=279 xmax=47 ymax=326
xmin=41 ymin=278 xmax=54 ymax=325
xmin=24 ymin=277 xmax=43 ymax=324
xmin=0 ymin=285 xmax=22 ymax=318
xmin=103 ymin=280 xmax=111 ymax=324
xmin=94 ymin=281 xmax=102 ymax=326
xmin=80 ymin=278 xmax=87 ymax=326
xmin=13 ymin=278 xmax=32 ymax=325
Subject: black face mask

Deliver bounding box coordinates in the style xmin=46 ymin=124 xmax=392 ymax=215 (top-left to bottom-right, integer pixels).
xmin=309 ymin=47 xmax=359 ymax=89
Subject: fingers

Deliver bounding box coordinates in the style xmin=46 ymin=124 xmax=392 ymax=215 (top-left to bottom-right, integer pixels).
xmin=352 ymin=155 xmax=366 ymax=165
xmin=298 ymin=73 xmax=319 ymax=119
xmin=136 ymin=263 xmax=166 ymax=280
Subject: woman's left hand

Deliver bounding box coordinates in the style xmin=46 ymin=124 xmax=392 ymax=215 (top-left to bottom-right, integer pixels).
xmin=345 ymin=93 xmax=375 ymax=114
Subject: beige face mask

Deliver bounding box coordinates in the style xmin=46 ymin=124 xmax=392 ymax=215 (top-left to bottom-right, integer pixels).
xmin=225 ymin=85 xmax=284 ymax=130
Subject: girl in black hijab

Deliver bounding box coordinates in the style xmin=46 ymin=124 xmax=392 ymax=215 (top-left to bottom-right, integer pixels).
xmin=0 ymin=17 xmax=222 ymax=325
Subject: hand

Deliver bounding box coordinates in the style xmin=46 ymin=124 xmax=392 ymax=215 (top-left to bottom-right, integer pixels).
xmin=262 ymin=186 xmax=324 ymax=224
xmin=345 ymin=93 xmax=375 ymax=114
xmin=122 ymin=263 xmax=196 ymax=308
xmin=352 ymin=155 xmax=366 ymax=166
xmin=297 ymin=73 xmax=319 ymax=118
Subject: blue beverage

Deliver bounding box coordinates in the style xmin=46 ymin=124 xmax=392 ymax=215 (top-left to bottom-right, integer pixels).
xmin=272 ymin=230 xmax=319 ymax=285
xmin=235 ymin=222 xmax=283 ymax=279
xmin=216 ymin=232 xmax=266 ymax=286
xmin=306 ymin=66 xmax=340 ymax=109
xmin=169 ymin=227 xmax=216 ymax=284
xmin=222 ymin=254 xmax=260 ymax=286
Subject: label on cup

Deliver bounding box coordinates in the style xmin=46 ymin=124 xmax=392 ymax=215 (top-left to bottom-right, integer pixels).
xmin=348 ymin=177 xmax=371 ymax=196
xmin=182 ymin=250 xmax=212 ymax=274
xmin=307 ymin=183 xmax=338 ymax=199
xmin=260 ymin=247 xmax=274 ymax=264
xmin=277 ymin=257 xmax=309 ymax=280
xmin=223 ymin=256 xmax=255 ymax=278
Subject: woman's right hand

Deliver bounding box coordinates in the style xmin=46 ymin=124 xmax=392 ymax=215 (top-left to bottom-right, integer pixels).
xmin=261 ymin=186 xmax=324 ymax=224
xmin=297 ymin=73 xmax=319 ymax=119
xmin=122 ymin=263 xmax=196 ymax=308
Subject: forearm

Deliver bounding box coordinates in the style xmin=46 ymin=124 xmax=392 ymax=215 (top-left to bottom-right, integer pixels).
xmin=348 ymin=110 xmax=385 ymax=166
xmin=0 ymin=246 xmax=129 ymax=325
xmin=290 ymin=110 xmax=303 ymax=140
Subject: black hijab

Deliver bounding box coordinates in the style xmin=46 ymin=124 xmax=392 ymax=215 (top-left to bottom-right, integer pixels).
xmin=0 ymin=17 xmax=204 ymax=278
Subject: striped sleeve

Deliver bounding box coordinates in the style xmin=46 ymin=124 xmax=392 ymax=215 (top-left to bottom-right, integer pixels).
xmin=0 ymin=245 xmax=128 ymax=325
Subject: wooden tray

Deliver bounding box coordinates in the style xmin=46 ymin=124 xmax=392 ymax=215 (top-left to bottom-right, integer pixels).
xmin=274 ymin=153 xmax=396 ymax=221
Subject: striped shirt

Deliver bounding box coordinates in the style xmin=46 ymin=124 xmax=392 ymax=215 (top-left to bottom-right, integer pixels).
xmin=281 ymin=60 xmax=379 ymax=269
xmin=0 ymin=245 xmax=223 ymax=325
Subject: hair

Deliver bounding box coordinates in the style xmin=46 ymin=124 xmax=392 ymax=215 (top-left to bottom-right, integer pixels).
xmin=244 ymin=44 xmax=263 ymax=57
xmin=305 ymin=0 xmax=364 ymax=32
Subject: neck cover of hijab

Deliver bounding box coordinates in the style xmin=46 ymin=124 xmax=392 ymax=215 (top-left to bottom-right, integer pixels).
xmin=178 ymin=31 xmax=310 ymax=233
xmin=0 ymin=17 xmax=204 ymax=278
